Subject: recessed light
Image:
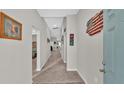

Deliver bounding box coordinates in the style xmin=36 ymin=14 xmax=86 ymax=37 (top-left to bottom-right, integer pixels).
xmin=53 ymin=25 xmax=57 ymax=27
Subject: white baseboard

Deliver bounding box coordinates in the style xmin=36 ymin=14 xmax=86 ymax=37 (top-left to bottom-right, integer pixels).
xmin=64 ymin=60 xmax=66 ymax=63
xmin=67 ymin=68 xmax=77 ymax=71
xmin=36 ymin=68 xmax=41 ymax=71
xmin=77 ymin=69 xmax=88 ymax=84
xmin=40 ymin=53 xmax=51 ymax=70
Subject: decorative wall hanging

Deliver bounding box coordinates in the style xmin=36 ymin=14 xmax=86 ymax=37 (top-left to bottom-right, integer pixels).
xmin=70 ymin=33 xmax=74 ymax=46
xmin=86 ymin=10 xmax=103 ymax=36
xmin=0 ymin=12 xmax=22 ymax=40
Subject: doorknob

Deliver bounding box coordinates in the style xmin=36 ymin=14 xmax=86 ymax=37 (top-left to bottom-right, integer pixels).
xmin=99 ymin=69 xmax=106 ymax=73
xmin=102 ymin=61 xmax=105 ymax=65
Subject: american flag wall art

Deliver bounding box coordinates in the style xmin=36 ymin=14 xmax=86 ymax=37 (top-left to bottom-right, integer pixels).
xmin=86 ymin=10 xmax=103 ymax=36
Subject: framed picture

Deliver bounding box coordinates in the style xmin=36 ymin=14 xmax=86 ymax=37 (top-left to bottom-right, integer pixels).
xmin=0 ymin=12 xmax=22 ymax=40
xmin=70 ymin=33 xmax=74 ymax=46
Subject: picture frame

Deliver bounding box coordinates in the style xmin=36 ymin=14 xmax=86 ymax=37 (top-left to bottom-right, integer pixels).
xmin=0 ymin=12 xmax=22 ymax=40
xmin=70 ymin=33 xmax=74 ymax=46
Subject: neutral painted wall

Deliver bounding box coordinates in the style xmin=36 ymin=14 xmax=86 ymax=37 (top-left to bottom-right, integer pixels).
xmin=63 ymin=31 xmax=67 ymax=63
xmin=76 ymin=10 xmax=103 ymax=84
xmin=60 ymin=17 xmax=66 ymax=62
xmin=60 ymin=27 xmax=64 ymax=61
xmin=63 ymin=18 xmax=67 ymax=63
xmin=0 ymin=9 xmax=50 ymax=83
xmin=66 ymin=15 xmax=77 ymax=71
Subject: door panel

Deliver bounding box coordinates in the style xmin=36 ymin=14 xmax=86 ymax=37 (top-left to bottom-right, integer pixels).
xmin=114 ymin=21 xmax=124 ymax=83
xmin=103 ymin=10 xmax=116 ymax=83
xmin=104 ymin=10 xmax=124 ymax=83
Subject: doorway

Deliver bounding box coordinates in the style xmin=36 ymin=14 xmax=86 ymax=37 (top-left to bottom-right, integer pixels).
xmin=32 ymin=34 xmax=37 ymax=75
xmin=32 ymin=27 xmax=41 ymax=78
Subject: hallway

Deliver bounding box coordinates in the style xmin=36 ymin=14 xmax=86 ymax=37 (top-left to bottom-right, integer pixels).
xmin=33 ymin=49 xmax=84 ymax=84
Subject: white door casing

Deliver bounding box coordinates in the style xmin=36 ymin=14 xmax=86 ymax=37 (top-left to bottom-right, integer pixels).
xmin=32 ymin=27 xmax=41 ymax=71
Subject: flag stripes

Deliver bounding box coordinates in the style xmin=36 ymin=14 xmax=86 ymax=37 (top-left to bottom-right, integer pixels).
xmin=86 ymin=10 xmax=103 ymax=36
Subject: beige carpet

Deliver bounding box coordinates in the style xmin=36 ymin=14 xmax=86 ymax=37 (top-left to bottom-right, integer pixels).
xmin=32 ymin=50 xmax=85 ymax=84
xmin=32 ymin=58 xmax=40 ymax=76
xmin=32 ymin=58 xmax=36 ymax=75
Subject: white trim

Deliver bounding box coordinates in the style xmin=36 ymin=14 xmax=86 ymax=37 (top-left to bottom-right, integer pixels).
xmin=40 ymin=61 xmax=47 ymax=70
xmin=77 ymin=69 xmax=88 ymax=84
xmin=64 ymin=60 xmax=66 ymax=63
xmin=41 ymin=52 xmax=51 ymax=70
xmin=32 ymin=26 xmax=38 ymax=35
xmin=36 ymin=68 xmax=41 ymax=71
xmin=36 ymin=50 xmax=51 ymax=71
xmin=67 ymin=68 xmax=77 ymax=71
xmin=36 ymin=30 xmax=41 ymax=71
xmin=32 ymin=27 xmax=41 ymax=72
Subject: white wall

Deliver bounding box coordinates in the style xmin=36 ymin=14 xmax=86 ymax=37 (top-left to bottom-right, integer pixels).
xmin=62 ymin=18 xmax=67 ymax=63
xmin=0 ymin=9 xmax=50 ymax=83
xmin=46 ymin=27 xmax=51 ymax=57
xmin=63 ymin=31 xmax=67 ymax=63
xmin=76 ymin=10 xmax=103 ymax=84
xmin=60 ymin=27 xmax=64 ymax=60
xmin=66 ymin=15 xmax=77 ymax=71
xmin=60 ymin=17 xmax=66 ymax=62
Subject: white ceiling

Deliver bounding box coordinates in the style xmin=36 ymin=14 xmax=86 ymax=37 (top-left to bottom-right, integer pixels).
xmin=44 ymin=17 xmax=63 ymax=40
xmin=37 ymin=9 xmax=79 ymax=41
xmin=37 ymin=9 xmax=79 ymax=17
xmin=44 ymin=17 xmax=63 ymax=29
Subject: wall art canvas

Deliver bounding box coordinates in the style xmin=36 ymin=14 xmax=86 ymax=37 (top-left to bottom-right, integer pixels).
xmin=0 ymin=12 xmax=22 ymax=40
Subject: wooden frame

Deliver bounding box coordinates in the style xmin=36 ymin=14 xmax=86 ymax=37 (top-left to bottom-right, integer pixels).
xmin=0 ymin=12 xmax=22 ymax=40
